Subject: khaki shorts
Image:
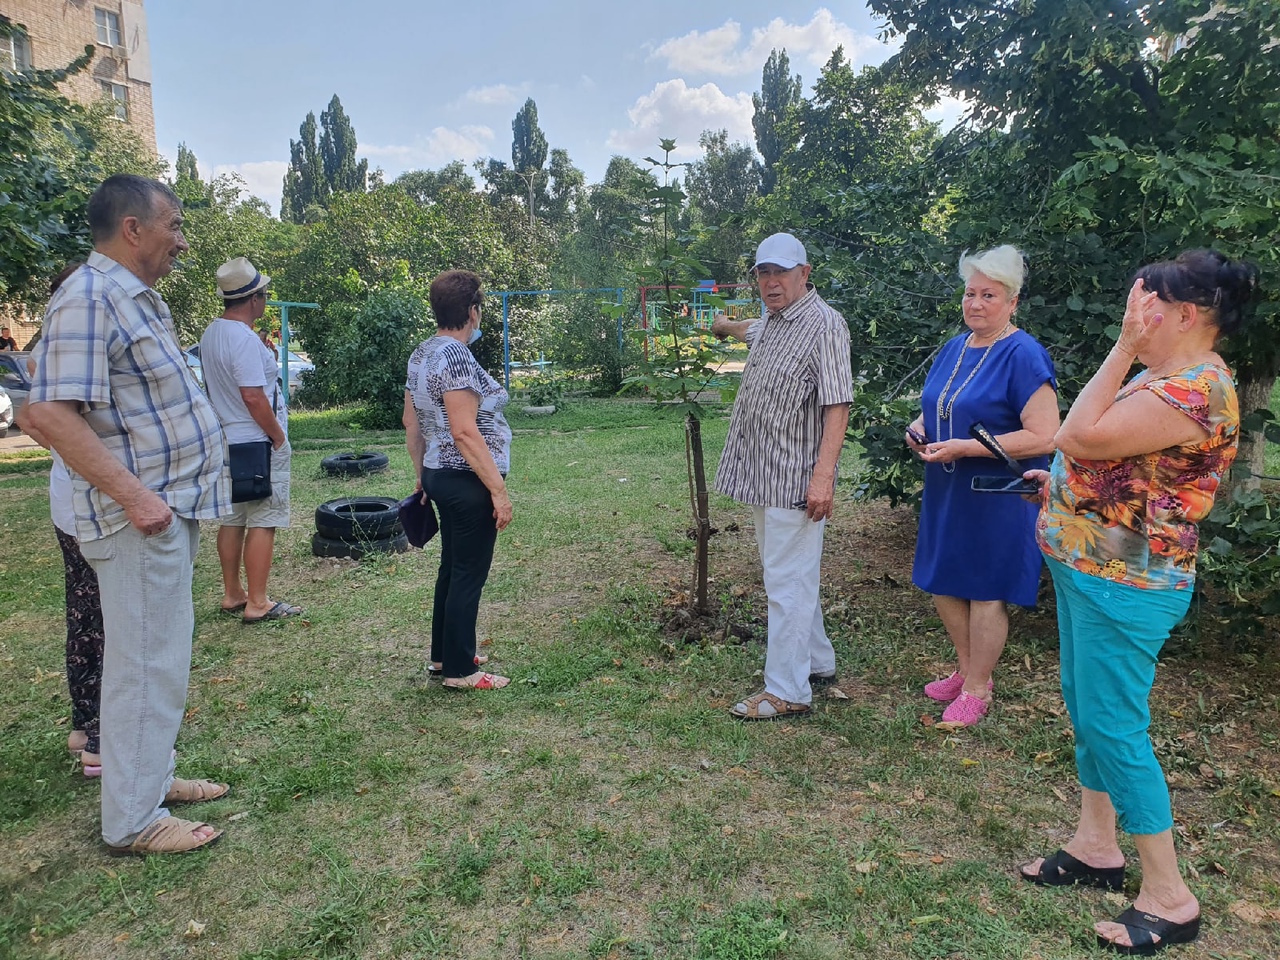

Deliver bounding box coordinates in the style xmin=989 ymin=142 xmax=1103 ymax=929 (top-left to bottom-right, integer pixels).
xmin=222 ymin=442 xmax=291 ymax=529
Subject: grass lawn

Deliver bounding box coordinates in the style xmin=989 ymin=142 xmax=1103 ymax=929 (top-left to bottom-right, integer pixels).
xmin=1 ymin=398 xmax=1278 ymax=960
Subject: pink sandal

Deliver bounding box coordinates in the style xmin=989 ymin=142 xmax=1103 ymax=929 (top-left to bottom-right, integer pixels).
xmin=939 ymin=690 xmax=991 ymax=727
xmin=924 ymin=672 xmax=995 ymax=702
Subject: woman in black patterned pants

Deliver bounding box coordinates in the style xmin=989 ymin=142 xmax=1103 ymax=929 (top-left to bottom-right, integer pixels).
xmin=53 ymin=528 xmax=105 ymax=774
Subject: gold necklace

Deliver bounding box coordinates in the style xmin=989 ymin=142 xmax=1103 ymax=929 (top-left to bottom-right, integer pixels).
xmin=933 ymin=322 xmax=1012 ymax=472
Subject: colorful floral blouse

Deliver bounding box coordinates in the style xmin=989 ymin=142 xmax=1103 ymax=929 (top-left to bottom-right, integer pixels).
xmin=1037 ymin=362 xmax=1239 ymax=590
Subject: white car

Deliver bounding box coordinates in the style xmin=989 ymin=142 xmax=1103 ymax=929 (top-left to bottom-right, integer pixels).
xmin=0 ymin=384 xmax=13 ymax=438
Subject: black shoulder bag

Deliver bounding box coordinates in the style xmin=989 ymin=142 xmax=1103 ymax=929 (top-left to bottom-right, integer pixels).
xmin=228 ymin=385 xmax=279 ymax=504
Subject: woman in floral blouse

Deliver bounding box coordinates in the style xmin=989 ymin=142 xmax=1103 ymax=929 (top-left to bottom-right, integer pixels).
xmin=1020 ymin=249 xmax=1258 ymax=956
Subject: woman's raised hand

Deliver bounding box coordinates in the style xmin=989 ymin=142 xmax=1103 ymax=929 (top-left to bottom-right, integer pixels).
xmin=1116 ymin=279 xmax=1163 ymax=357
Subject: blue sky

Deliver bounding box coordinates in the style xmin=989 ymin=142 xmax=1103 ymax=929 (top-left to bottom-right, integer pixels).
xmin=148 ymin=2 xmax=958 ymax=215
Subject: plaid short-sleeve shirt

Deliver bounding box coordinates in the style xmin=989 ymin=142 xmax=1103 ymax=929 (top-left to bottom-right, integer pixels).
xmin=714 ymin=287 xmax=853 ymax=508
xmin=30 ymin=252 xmax=228 ymax=540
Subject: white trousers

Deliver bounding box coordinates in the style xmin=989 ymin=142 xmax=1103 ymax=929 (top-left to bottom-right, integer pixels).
xmin=752 ymin=506 xmax=835 ymax=705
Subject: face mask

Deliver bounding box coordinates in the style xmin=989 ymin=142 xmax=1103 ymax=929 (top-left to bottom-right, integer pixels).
xmin=468 ymin=325 xmax=482 ymax=345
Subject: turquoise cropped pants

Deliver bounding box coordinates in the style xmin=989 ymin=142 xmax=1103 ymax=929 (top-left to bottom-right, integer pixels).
xmin=1046 ymin=557 xmax=1192 ymax=836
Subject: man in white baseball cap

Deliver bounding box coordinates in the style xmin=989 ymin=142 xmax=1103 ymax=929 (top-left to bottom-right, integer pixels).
xmin=200 ymin=257 xmax=301 ymax=625
xmin=711 ymin=233 xmax=853 ymax=720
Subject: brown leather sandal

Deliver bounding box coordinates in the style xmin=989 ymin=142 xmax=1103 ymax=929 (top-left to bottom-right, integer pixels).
xmin=164 ymin=778 xmax=230 ymax=804
xmin=107 ymin=817 xmax=223 ymax=856
xmin=729 ymin=690 xmax=811 ymax=721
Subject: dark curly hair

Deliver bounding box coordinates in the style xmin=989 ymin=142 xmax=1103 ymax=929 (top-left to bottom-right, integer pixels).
xmin=429 ymin=270 xmax=484 ymax=330
xmin=1132 ymin=249 xmax=1260 ymax=337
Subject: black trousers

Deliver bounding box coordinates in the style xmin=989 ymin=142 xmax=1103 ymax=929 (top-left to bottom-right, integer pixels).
xmin=423 ymin=468 xmax=499 ymax=678
xmin=55 ymin=527 xmax=105 ymax=752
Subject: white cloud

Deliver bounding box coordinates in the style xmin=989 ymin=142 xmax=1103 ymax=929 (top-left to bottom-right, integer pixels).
xmin=362 ymin=125 xmax=495 ymax=173
xmin=458 ymin=83 xmax=527 ymax=107
xmin=924 ymin=93 xmax=968 ymax=132
xmin=650 ymin=9 xmax=879 ymax=77
xmin=606 ymin=79 xmax=754 ymax=159
xmin=210 ymin=160 xmax=289 ymax=215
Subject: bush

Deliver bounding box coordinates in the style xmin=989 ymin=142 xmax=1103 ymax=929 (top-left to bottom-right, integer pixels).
xmin=1194 ymin=482 xmax=1280 ymax=651
xmin=525 ymin=373 xmax=563 ymax=407
xmin=846 ymin=390 xmax=925 ymax=510
xmin=323 ymin=288 xmax=431 ymax=429
xmin=549 ymin=296 xmax=633 ymax=394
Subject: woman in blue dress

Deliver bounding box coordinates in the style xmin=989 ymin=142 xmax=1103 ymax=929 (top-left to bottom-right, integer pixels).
xmin=906 ymin=245 xmax=1059 ymax=727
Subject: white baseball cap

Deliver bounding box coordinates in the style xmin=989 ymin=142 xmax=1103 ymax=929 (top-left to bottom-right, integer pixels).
xmin=752 ymin=233 xmax=808 ymax=270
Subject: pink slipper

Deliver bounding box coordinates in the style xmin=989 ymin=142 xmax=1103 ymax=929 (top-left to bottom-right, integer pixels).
xmin=80 ymin=750 xmax=102 ymax=778
xmin=940 ymin=690 xmax=991 ymax=727
xmin=924 ymin=672 xmax=994 ymax=702
xmin=924 ymin=671 xmax=965 ymax=702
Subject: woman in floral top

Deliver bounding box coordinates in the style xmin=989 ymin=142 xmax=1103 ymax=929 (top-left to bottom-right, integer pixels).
xmin=1020 ymin=249 xmax=1258 ymax=956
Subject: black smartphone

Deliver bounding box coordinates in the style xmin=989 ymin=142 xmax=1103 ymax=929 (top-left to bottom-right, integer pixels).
xmin=906 ymin=426 xmax=928 ymax=445
xmin=971 ymin=475 xmax=1041 ymax=495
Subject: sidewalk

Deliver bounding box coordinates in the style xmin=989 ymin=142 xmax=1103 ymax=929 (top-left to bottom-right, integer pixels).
xmin=0 ymin=430 xmax=42 ymax=454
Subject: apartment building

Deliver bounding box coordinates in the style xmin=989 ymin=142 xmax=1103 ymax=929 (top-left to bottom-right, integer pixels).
xmin=0 ymin=0 xmax=156 ymax=151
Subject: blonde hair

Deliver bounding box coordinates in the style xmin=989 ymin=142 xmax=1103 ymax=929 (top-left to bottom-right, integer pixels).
xmin=959 ymin=245 xmax=1026 ymax=298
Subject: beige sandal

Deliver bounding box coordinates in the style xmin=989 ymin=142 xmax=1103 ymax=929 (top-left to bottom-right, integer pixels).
xmin=164 ymin=778 xmax=230 ymax=804
xmin=729 ymin=690 xmax=811 ymax=721
xmin=108 ymin=816 xmax=222 ymax=856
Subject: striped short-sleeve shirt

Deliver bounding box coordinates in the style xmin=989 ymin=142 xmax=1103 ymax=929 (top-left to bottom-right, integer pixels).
xmin=714 ymin=287 xmax=853 ymax=509
xmin=29 ymin=252 xmax=228 ymax=540
xmin=407 ymin=336 xmax=511 ymax=473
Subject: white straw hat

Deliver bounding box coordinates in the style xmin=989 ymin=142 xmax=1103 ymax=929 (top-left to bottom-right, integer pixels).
xmin=216 ymin=257 xmax=270 ymax=300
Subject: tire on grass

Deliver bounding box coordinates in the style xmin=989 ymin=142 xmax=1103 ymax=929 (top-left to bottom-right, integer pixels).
xmin=310 ymin=531 xmax=409 ymax=560
xmin=315 ymin=497 xmax=402 ymax=540
xmin=321 ymin=451 xmax=390 ymax=476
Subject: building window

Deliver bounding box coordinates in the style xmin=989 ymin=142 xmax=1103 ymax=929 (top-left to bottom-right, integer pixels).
xmin=100 ymin=81 xmax=129 ymax=120
xmin=2 ymin=29 xmax=32 ymax=71
xmin=95 ymin=8 xmax=122 ymax=47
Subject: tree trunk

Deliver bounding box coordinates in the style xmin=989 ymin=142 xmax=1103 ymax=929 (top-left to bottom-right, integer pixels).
xmin=1234 ymin=370 xmax=1275 ymax=495
xmin=686 ymin=414 xmax=711 ymax=615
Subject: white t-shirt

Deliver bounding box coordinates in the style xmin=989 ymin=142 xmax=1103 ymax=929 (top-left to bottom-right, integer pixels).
xmin=199 ymin=317 xmax=286 ymax=444
xmin=49 ymin=450 xmax=76 ymax=535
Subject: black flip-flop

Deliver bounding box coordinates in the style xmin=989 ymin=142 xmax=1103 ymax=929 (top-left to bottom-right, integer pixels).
xmin=1021 ymin=849 xmax=1125 ymax=891
xmin=219 ymin=601 xmax=247 ymax=616
xmin=1097 ymin=907 xmax=1201 ymax=955
xmin=242 ymin=601 xmax=303 ymax=624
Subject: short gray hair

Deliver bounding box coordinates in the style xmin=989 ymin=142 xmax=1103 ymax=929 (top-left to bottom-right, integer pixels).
xmin=958 ymin=245 xmax=1025 ymax=297
xmin=87 ymin=174 xmax=181 ymax=243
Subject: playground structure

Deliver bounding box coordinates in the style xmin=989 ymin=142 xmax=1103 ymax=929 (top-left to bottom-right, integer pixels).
xmin=492 ymin=281 xmax=760 ymax=390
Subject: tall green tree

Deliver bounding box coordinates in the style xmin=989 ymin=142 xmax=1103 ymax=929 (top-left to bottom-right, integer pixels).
xmin=281 ymin=111 xmax=325 ymax=223
xmin=157 ymin=174 xmax=285 ymax=344
xmin=557 ymin=156 xmax=657 ymax=287
xmin=686 ymin=129 xmax=761 ymax=281
xmin=394 ymin=161 xmax=476 ymax=205
xmin=544 ymin=147 xmax=584 ymax=231
xmin=319 ymin=94 xmax=368 ymax=196
xmin=511 ymin=97 xmax=548 ymax=226
xmin=870 ymin=0 xmax=1280 ymax=477
xmin=0 ymin=23 xmax=155 ymax=305
xmin=752 ymin=48 xmax=802 ymax=195
xmin=175 ymin=142 xmax=199 ymax=183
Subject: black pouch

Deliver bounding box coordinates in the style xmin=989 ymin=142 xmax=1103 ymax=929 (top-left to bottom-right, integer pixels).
xmin=228 ymin=440 xmax=273 ymax=503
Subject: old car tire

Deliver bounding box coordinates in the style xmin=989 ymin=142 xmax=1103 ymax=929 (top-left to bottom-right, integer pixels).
xmin=311 ymin=531 xmax=409 ymax=559
xmin=320 ymin=451 xmax=390 ymax=476
xmin=314 ymin=497 xmax=402 ymax=540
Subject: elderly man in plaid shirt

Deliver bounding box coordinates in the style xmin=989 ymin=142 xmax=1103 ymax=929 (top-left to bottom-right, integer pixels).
xmin=712 ymin=233 xmax=853 ymax=721
xmin=26 ymin=175 xmax=232 ymax=856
